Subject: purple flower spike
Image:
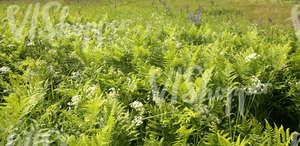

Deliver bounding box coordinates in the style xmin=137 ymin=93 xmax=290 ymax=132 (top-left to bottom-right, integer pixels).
xmin=163 ymin=0 xmax=166 ymax=9
xmin=268 ymin=18 xmax=272 ymax=23
xmin=196 ymin=7 xmax=202 ymax=25
xmin=189 ymin=13 xmax=193 ymax=21
xmin=193 ymin=12 xmax=196 ymax=24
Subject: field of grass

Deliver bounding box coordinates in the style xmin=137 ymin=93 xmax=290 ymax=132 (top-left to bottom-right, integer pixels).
xmin=0 ymin=0 xmax=300 ymax=145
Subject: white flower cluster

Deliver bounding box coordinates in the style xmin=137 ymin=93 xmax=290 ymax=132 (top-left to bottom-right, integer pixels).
xmin=67 ymin=95 xmax=81 ymax=109
xmin=176 ymin=42 xmax=182 ymax=49
xmin=27 ymin=41 xmax=35 ymax=46
xmin=130 ymin=101 xmax=145 ymax=113
xmin=71 ymin=71 xmax=80 ymax=79
xmin=245 ymin=53 xmax=261 ymax=62
xmin=130 ymin=101 xmax=145 ymax=127
xmin=247 ymin=76 xmax=269 ymax=94
xmin=0 ymin=66 xmax=10 ymax=74
xmin=172 ymin=37 xmax=182 ymax=49
xmin=147 ymin=94 xmax=151 ymax=101
xmin=108 ymin=87 xmax=119 ymax=97
xmin=132 ymin=116 xmax=143 ymax=126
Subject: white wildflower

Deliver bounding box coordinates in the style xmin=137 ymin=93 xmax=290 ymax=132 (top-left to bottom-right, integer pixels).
xmin=68 ymin=95 xmax=81 ymax=109
xmin=27 ymin=41 xmax=35 ymax=46
xmin=245 ymin=53 xmax=261 ymax=62
xmin=71 ymin=71 xmax=80 ymax=79
xmin=0 ymin=66 xmax=10 ymax=74
xmin=108 ymin=87 xmax=117 ymax=96
xmin=172 ymin=37 xmax=177 ymax=41
xmin=147 ymin=95 xmax=151 ymax=101
xmin=130 ymin=101 xmax=145 ymax=113
xmin=92 ymin=28 xmax=101 ymax=35
xmin=247 ymin=76 xmax=270 ymax=95
xmin=132 ymin=116 xmax=143 ymax=126
xmin=175 ymin=42 xmax=182 ymax=49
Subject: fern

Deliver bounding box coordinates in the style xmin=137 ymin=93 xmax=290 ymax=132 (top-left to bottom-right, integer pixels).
xmin=261 ymin=120 xmax=297 ymax=146
xmin=204 ymin=130 xmax=232 ymax=146
xmin=67 ymin=93 xmax=138 ymax=146
xmin=203 ymin=123 xmax=251 ymax=146
xmin=173 ymin=125 xmax=194 ymax=146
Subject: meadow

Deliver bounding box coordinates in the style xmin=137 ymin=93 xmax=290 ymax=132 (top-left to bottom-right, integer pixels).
xmin=0 ymin=0 xmax=300 ymax=145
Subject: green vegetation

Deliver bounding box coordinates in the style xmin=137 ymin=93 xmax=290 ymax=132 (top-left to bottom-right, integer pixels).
xmin=0 ymin=0 xmax=300 ymax=145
